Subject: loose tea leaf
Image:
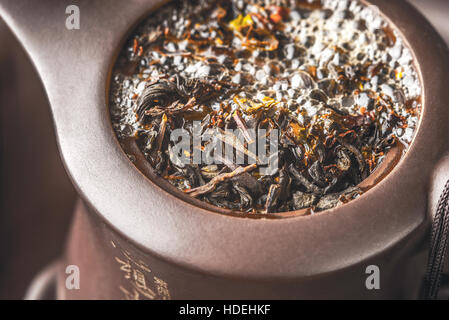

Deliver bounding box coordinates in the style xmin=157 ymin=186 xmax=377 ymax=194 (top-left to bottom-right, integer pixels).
xmin=186 ymin=163 xmax=258 ymax=197
xmin=110 ymin=0 xmax=421 ymax=216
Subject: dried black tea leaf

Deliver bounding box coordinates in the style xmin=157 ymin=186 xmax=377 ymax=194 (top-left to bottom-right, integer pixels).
xmin=110 ymin=0 xmax=421 ymax=216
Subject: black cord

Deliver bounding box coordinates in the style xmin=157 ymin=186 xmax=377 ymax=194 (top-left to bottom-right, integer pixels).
xmin=423 ymin=179 xmax=449 ymax=300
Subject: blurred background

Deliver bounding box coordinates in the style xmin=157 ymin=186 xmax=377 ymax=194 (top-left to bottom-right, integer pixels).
xmin=0 ymin=0 xmax=448 ymax=300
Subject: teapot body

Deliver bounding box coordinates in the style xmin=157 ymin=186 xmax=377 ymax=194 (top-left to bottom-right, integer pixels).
xmin=0 ymin=0 xmax=448 ymax=300
xmin=58 ymin=200 xmax=428 ymax=300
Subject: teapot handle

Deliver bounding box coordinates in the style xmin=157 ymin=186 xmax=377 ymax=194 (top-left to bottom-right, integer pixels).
xmin=424 ymin=156 xmax=449 ymax=299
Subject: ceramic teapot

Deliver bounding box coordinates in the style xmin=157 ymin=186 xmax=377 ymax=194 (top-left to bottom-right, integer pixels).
xmin=1 ymin=0 xmax=449 ymax=299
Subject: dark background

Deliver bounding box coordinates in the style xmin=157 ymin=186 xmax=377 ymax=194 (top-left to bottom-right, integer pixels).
xmin=0 ymin=0 xmax=447 ymax=300
xmin=0 ymin=18 xmax=77 ymax=298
